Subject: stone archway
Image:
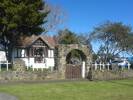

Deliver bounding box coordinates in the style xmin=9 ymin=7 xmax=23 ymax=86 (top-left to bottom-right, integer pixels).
xmin=57 ymin=44 xmax=92 ymax=79
xmin=65 ymin=49 xmax=87 ymax=79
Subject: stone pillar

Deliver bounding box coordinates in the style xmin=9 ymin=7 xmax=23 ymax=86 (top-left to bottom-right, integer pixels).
xmin=58 ymin=56 xmax=66 ymax=79
xmin=13 ymin=59 xmax=26 ymax=71
xmin=103 ymin=63 xmax=105 ymax=70
xmin=128 ymin=63 xmax=131 ymax=70
xmin=86 ymin=56 xmax=92 ymax=79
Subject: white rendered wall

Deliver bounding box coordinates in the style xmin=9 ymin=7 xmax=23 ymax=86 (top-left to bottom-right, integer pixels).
xmin=48 ymin=50 xmax=54 ymax=58
xmin=45 ymin=58 xmax=55 ymax=67
xmin=21 ymin=57 xmax=54 ymax=69
xmin=13 ymin=49 xmax=55 ymax=69
xmin=22 ymin=58 xmax=34 ymax=67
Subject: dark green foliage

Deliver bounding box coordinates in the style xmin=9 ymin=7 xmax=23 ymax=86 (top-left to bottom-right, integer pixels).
xmin=56 ymin=29 xmax=89 ymax=64
xmin=57 ymin=29 xmax=89 ymax=45
xmin=66 ymin=49 xmax=86 ymax=64
xmin=0 ymin=0 xmax=50 ymax=60
xmin=57 ymin=29 xmax=79 ymax=44
xmin=92 ymin=53 xmax=98 ymax=62
xmin=0 ymin=0 xmax=49 ymax=44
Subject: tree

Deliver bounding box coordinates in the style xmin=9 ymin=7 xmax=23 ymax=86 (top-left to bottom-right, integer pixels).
xmin=0 ymin=0 xmax=49 ymax=60
xmin=97 ymin=45 xmax=119 ymax=62
xmin=56 ymin=29 xmax=90 ymax=45
xmin=89 ymin=21 xmax=133 ymax=62
xmin=92 ymin=52 xmax=99 ymax=62
xmin=44 ymin=4 xmax=66 ymax=33
xmin=56 ymin=29 xmax=92 ymax=64
xmin=57 ymin=29 xmax=79 ymax=44
xmin=77 ymin=34 xmax=89 ymax=45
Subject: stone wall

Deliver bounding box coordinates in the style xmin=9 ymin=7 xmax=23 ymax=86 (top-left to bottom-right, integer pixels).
xmin=1 ymin=70 xmax=133 ymax=82
xmin=0 ymin=71 xmax=62 ymax=83
xmin=13 ymin=59 xmax=26 ymax=71
xmin=91 ymin=70 xmax=133 ymax=80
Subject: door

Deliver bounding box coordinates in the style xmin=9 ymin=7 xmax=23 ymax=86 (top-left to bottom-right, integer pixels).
xmin=65 ymin=64 xmax=82 ymax=79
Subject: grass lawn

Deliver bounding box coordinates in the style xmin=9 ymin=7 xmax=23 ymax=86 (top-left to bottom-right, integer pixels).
xmin=0 ymin=79 xmax=133 ymax=100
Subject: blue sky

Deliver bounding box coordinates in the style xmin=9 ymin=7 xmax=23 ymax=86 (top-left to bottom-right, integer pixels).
xmin=47 ymin=0 xmax=133 ymax=56
xmin=47 ymin=0 xmax=133 ymax=34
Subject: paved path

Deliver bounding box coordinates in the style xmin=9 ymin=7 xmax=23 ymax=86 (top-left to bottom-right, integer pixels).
xmin=0 ymin=93 xmax=18 ymax=100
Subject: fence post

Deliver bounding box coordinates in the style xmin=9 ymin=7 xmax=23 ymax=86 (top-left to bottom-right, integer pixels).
xmin=121 ymin=66 xmax=124 ymax=70
xmin=94 ymin=62 xmax=97 ymax=70
xmin=41 ymin=68 xmax=43 ymax=72
xmin=103 ymin=63 xmax=105 ymax=70
xmin=0 ymin=61 xmax=1 ymax=71
xmin=128 ymin=63 xmax=131 ymax=70
xmin=82 ymin=61 xmax=85 ymax=78
xmin=6 ymin=61 xmax=9 ymax=71
xmin=51 ymin=66 xmax=53 ymax=72
xmin=99 ymin=62 xmax=102 ymax=70
xmin=32 ymin=67 xmax=34 ymax=71
xmin=27 ymin=66 xmax=29 ymax=70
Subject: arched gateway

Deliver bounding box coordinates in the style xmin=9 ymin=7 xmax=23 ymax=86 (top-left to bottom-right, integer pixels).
xmin=56 ymin=44 xmax=92 ymax=79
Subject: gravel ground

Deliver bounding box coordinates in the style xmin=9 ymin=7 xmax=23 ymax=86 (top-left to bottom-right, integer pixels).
xmin=0 ymin=93 xmax=18 ymax=100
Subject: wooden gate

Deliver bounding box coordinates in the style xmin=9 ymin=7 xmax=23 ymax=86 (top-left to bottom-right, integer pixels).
xmin=65 ymin=64 xmax=82 ymax=79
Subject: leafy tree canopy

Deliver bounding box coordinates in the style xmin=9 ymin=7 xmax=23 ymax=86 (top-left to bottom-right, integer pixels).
xmin=89 ymin=21 xmax=133 ymax=62
xmin=57 ymin=29 xmax=79 ymax=44
xmin=55 ymin=29 xmax=92 ymax=64
xmin=56 ymin=29 xmax=89 ymax=45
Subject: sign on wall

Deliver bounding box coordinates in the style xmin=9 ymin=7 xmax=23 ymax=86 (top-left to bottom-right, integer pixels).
xmin=0 ymin=51 xmax=7 ymax=61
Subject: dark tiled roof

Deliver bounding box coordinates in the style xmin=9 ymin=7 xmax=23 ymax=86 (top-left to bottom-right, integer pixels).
xmin=16 ymin=35 xmax=57 ymax=49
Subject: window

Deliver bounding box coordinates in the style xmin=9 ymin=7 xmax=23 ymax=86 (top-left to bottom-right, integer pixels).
xmin=44 ymin=47 xmax=48 ymax=57
xmin=34 ymin=48 xmax=43 ymax=57
xmin=48 ymin=50 xmax=54 ymax=58
xmin=15 ymin=48 xmax=25 ymax=58
xmin=34 ymin=47 xmax=44 ymax=63
xmin=17 ymin=49 xmax=21 ymax=57
xmin=51 ymin=50 xmax=54 ymax=57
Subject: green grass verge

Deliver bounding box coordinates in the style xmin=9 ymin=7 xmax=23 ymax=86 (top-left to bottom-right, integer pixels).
xmin=0 ymin=79 xmax=133 ymax=100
